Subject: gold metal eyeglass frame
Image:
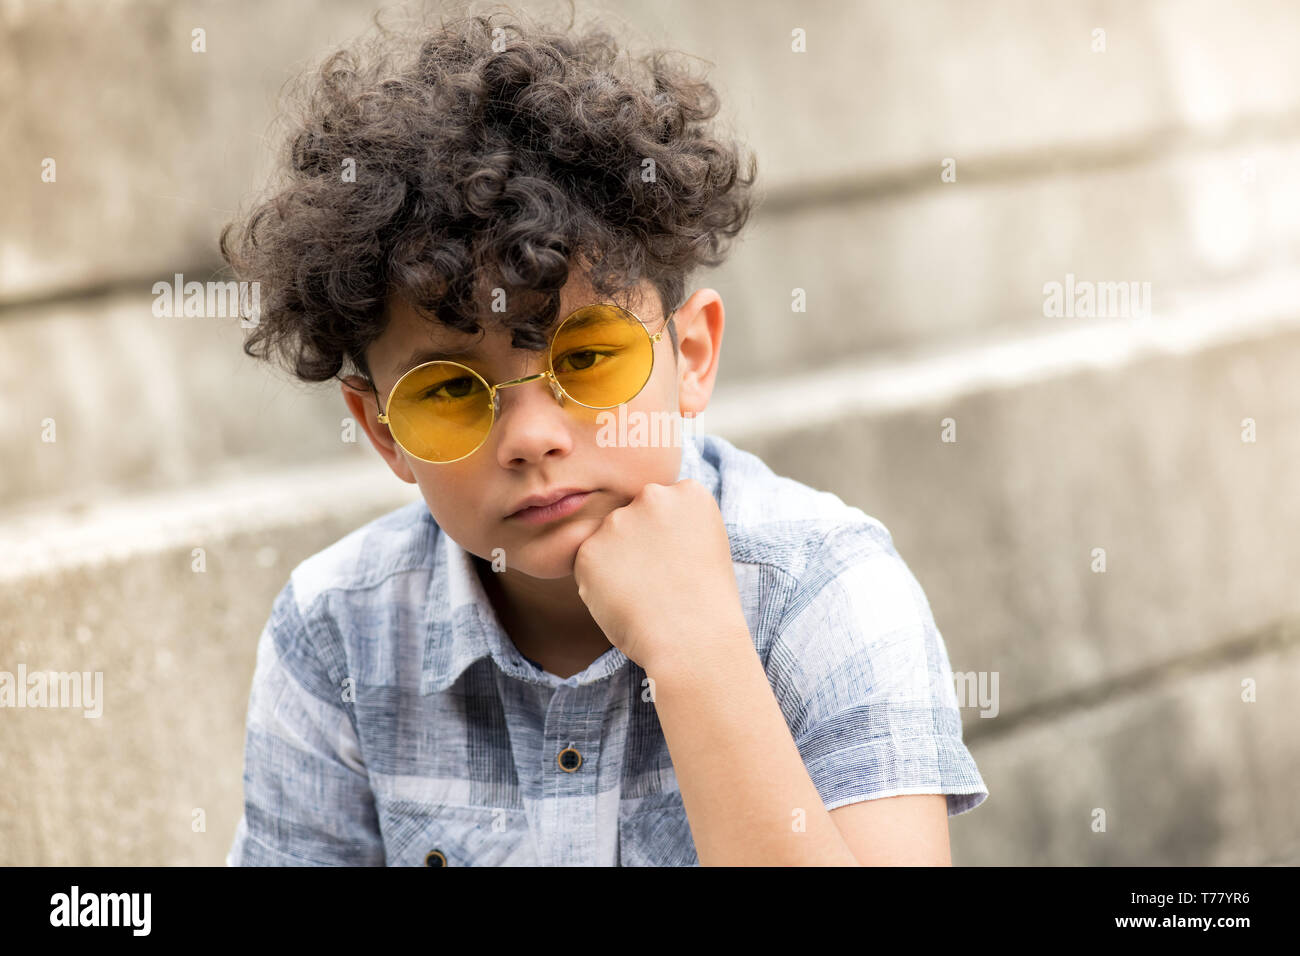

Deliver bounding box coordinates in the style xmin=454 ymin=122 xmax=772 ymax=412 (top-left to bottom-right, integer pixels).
xmin=375 ymin=302 xmax=676 ymax=463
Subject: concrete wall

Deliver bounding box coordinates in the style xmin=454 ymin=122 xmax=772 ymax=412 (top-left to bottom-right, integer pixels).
xmin=3 ymin=0 xmax=1298 ymax=865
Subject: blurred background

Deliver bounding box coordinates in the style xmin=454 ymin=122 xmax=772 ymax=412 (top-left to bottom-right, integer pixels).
xmin=3 ymin=0 xmax=1299 ymax=866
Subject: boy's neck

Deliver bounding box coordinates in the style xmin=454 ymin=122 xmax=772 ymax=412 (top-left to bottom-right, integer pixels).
xmin=471 ymin=555 xmax=613 ymax=679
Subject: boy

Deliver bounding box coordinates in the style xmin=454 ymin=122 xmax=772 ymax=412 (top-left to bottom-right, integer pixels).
xmin=223 ymin=10 xmax=987 ymax=866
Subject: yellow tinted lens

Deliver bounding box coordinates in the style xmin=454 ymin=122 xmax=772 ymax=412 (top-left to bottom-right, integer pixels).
xmin=386 ymin=362 xmax=493 ymax=462
xmin=550 ymin=305 xmax=653 ymax=407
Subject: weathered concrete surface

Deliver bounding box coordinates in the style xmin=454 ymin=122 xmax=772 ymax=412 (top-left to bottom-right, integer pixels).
xmin=950 ymin=625 xmax=1300 ymax=866
xmin=9 ymin=0 xmax=1300 ymax=304
xmin=0 ymin=462 xmax=419 ymax=865
xmin=709 ymin=140 xmax=1300 ymax=380
xmin=0 ymin=290 xmax=370 ymax=508
xmin=724 ymin=320 xmax=1300 ymax=718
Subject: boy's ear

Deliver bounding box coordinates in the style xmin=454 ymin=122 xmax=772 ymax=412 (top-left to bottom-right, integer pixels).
xmin=340 ymin=376 xmax=417 ymax=484
xmin=671 ymin=288 xmax=724 ymax=419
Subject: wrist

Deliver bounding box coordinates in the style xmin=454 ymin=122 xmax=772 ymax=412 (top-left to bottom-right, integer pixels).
xmin=640 ymin=613 xmax=754 ymax=688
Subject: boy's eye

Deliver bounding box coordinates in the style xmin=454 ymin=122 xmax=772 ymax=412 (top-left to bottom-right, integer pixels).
xmin=420 ymin=376 xmax=483 ymax=401
xmin=555 ymin=347 xmax=617 ymax=372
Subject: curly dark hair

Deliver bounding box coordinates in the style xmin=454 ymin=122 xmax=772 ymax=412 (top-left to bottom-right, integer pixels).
xmin=218 ymin=4 xmax=759 ymax=399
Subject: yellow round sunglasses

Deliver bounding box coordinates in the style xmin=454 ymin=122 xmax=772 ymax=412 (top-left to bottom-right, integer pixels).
xmin=377 ymin=302 xmax=675 ymax=463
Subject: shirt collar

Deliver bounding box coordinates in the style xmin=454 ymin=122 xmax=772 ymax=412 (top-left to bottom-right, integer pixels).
xmin=419 ymin=430 xmax=718 ymax=694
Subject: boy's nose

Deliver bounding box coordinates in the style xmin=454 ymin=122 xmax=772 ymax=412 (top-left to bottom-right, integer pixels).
xmin=492 ymin=372 xmax=575 ymax=464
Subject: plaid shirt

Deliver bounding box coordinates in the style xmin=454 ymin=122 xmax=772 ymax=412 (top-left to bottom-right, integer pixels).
xmin=227 ymin=430 xmax=988 ymax=866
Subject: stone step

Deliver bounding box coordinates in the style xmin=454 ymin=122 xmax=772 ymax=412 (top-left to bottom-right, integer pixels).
xmin=713 ymin=134 xmax=1300 ymax=379
xmin=0 ymin=455 xmax=418 ymax=865
xmin=0 ymin=289 xmax=372 ymax=509
xmin=950 ymin=625 xmax=1300 ymax=865
xmin=711 ymin=276 xmax=1300 ymax=720
xmin=8 ymin=0 xmax=1300 ymax=302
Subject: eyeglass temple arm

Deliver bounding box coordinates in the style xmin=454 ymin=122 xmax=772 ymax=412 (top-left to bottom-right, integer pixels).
xmin=650 ymin=307 xmax=675 ymax=344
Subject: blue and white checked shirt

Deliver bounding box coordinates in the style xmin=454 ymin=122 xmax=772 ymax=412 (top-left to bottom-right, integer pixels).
xmin=227 ymin=430 xmax=988 ymax=866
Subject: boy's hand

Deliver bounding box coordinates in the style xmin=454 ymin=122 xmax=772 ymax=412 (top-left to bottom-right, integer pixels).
xmin=572 ymin=479 xmax=750 ymax=672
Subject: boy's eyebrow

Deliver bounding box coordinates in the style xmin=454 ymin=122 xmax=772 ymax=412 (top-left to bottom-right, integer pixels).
xmin=393 ymin=343 xmax=483 ymax=376
xmin=390 ymin=307 xmax=612 ymax=376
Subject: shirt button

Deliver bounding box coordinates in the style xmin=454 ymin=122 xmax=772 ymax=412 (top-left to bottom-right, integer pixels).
xmin=424 ymin=849 xmax=447 ymax=866
xmin=557 ymin=746 xmax=583 ymax=772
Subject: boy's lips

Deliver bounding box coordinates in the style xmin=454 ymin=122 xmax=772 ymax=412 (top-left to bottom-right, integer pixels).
xmin=505 ymin=488 xmax=595 ymax=522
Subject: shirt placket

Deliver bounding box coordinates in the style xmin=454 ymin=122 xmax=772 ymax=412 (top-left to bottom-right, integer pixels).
xmin=537 ymin=680 xmax=609 ymax=866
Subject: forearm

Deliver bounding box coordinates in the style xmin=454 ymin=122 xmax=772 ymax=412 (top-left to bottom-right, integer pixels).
xmin=643 ymin=622 xmax=860 ymax=866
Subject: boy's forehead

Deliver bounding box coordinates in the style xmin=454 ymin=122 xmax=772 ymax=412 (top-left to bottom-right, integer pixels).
xmin=385 ymin=294 xmax=558 ymax=346
xmin=385 ymin=278 xmax=653 ymax=344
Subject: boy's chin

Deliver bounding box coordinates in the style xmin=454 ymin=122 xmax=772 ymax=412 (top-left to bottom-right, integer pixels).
xmin=506 ymin=518 xmax=604 ymax=579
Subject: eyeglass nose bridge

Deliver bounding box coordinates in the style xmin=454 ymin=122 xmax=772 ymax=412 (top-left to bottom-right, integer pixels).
xmin=489 ymin=368 xmax=567 ymax=418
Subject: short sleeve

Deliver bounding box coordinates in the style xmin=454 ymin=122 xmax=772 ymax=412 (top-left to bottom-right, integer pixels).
xmin=227 ymin=579 xmax=386 ymax=865
xmin=768 ymin=520 xmax=989 ymax=816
